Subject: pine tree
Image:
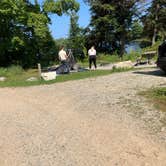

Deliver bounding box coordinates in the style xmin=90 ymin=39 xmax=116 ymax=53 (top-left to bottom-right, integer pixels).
xmin=142 ymin=0 xmax=166 ymax=45
xmin=68 ymin=11 xmax=85 ymax=60
xmin=84 ymin=0 xmax=141 ymax=57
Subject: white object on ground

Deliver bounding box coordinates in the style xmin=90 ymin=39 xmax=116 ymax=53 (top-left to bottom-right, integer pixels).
xmin=113 ymin=61 xmax=133 ymax=69
xmin=26 ymin=77 xmax=38 ymax=82
xmin=0 ymin=77 xmax=6 ymax=81
xmin=41 ymin=71 xmax=56 ymax=81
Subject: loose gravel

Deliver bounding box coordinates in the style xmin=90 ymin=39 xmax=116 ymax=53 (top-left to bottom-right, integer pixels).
xmin=0 ymin=68 xmax=166 ymax=166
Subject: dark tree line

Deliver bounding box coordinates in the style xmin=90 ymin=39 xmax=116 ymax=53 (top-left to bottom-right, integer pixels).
xmin=0 ymin=0 xmax=165 ymax=68
xmin=83 ymin=0 xmax=166 ymax=56
xmin=142 ymin=0 xmax=166 ymax=45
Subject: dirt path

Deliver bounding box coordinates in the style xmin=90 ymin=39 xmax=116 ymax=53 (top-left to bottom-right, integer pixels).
xmin=0 ymin=68 xmax=166 ymax=166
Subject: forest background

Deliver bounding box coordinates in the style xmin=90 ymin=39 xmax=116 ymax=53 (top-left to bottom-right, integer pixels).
xmin=0 ymin=0 xmax=165 ymax=68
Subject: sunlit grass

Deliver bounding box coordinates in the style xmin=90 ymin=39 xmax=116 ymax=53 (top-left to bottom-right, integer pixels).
xmin=0 ymin=65 xmax=133 ymax=87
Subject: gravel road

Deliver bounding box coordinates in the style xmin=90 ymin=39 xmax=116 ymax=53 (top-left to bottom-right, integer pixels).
xmin=0 ymin=68 xmax=166 ymax=166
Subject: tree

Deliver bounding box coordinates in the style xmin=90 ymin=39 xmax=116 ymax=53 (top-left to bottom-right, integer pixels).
xmin=142 ymin=0 xmax=166 ymax=45
xmin=43 ymin=0 xmax=80 ymax=15
xmin=68 ymin=11 xmax=85 ymax=60
xmin=84 ymin=0 xmax=143 ymax=57
xmin=0 ymin=0 xmax=80 ymax=68
xmin=130 ymin=20 xmax=143 ymax=40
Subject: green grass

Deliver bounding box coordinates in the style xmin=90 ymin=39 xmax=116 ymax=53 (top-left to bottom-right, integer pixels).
xmin=0 ymin=65 xmax=133 ymax=87
xmin=140 ymin=87 xmax=166 ymax=112
xmin=78 ymin=53 xmax=139 ymax=67
xmin=97 ymin=54 xmax=120 ymax=63
xmin=0 ymin=66 xmax=40 ymax=87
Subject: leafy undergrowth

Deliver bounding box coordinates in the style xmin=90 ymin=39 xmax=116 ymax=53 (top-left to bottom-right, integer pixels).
xmin=140 ymin=87 xmax=166 ymax=112
xmin=142 ymin=41 xmax=161 ymax=52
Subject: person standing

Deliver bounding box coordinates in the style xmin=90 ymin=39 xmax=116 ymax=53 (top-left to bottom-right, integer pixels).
xmin=88 ymin=46 xmax=97 ymax=70
xmin=58 ymin=46 xmax=68 ymax=64
xmin=58 ymin=46 xmax=69 ymax=73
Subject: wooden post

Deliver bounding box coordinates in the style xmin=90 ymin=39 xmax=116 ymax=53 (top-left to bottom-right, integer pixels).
xmin=38 ymin=63 xmax=41 ymax=79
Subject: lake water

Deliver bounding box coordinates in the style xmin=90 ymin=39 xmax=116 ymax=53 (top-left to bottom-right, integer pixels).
xmin=125 ymin=41 xmax=142 ymax=54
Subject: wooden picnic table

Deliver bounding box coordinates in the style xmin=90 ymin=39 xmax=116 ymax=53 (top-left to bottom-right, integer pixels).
xmin=137 ymin=51 xmax=157 ymax=64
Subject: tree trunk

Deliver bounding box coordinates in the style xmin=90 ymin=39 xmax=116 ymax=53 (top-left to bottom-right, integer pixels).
xmin=119 ymin=33 xmax=125 ymax=59
xmin=152 ymin=27 xmax=157 ymax=45
xmin=152 ymin=3 xmax=159 ymax=45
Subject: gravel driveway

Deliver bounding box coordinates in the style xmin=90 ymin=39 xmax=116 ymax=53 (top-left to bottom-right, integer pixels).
xmin=0 ymin=68 xmax=166 ymax=166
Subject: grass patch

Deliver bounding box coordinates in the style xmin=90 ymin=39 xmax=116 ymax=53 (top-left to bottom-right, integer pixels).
xmin=0 ymin=65 xmax=133 ymax=87
xmin=78 ymin=53 xmax=139 ymax=67
xmin=140 ymin=87 xmax=166 ymax=112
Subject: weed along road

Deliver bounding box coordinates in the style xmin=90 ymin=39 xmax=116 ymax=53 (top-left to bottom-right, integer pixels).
xmin=0 ymin=68 xmax=166 ymax=166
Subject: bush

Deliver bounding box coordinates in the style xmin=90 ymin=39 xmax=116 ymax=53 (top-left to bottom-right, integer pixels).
xmin=142 ymin=41 xmax=161 ymax=52
xmin=0 ymin=65 xmax=24 ymax=77
xmin=139 ymin=39 xmax=152 ymax=48
xmin=7 ymin=65 xmax=23 ymax=75
xmin=123 ymin=51 xmax=140 ymax=62
xmin=0 ymin=68 xmax=8 ymax=76
xmin=97 ymin=54 xmax=120 ymax=63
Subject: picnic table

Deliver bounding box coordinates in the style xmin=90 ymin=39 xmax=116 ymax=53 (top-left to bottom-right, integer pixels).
xmin=137 ymin=51 xmax=157 ymax=64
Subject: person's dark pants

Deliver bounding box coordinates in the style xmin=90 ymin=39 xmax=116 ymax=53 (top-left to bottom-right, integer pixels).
xmin=61 ymin=60 xmax=70 ymax=73
xmin=89 ymin=56 xmax=97 ymax=69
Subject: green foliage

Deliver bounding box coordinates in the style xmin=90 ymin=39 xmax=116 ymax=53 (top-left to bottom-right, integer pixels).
xmin=137 ymin=38 xmax=152 ymax=48
xmin=78 ymin=51 xmax=139 ymax=68
xmin=142 ymin=0 xmax=166 ymax=44
xmin=11 ymin=37 xmax=25 ymax=50
xmin=0 ymin=0 xmax=53 ymax=68
xmin=69 ymin=12 xmax=80 ymax=39
xmin=97 ymin=54 xmax=120 ymax=63
xmin=123 ymin=51 xmax=140 ymax=62
xmin=130 ymin=20 xmax=143 ymax=40
xmin=0 ymin=65 xmax=23 ymax=75
xmin=6 ymin=65 xmax=23 ymax=76
xmin=153 ymin=88 xmax=166 ymax=97
xmin=68 ymin=12 xmax=85 ymax=60
xmin=84 ymin=0 xmax=142 ymax=57
xmin=97 ymin=52 xmax=140 ymax=63
xmin=142 ymin=41 xmax=161 ymax=52
xmin=27 ymin=13 xmax=49 ymax=38
xmin=0 ymin=0 xmax=80 ymax=68
xmin=43 ymin=0 xmax=80 ymax=15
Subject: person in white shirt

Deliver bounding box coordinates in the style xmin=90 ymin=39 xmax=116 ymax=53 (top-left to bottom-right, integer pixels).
xmin=58 ymin=46 xmax=68 ymax=62
xmin=58 ymin=46 xmax=70 ymax=73
xmin=88 ymin=46 xmax=97 ymax=69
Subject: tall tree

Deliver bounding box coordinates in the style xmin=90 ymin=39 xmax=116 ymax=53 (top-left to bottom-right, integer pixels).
xmin=0 ymin=0 xmax=80 ymax=68
xmin=142 ymin=0 xmax=166 ymax=45
xmin=43 ymin=0 xmax=79 ymax=15
xmin=84 ymin=0 xmax=142 ymax=57
xmin=68 ymin=11 xmax=85 ymax=59
xmin=130 ymin=20 xmax=143 ymax=40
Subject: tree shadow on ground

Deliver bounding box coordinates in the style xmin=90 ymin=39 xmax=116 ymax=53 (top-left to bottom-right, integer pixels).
xmin=133 ymin=69 xmax=166 ymax=77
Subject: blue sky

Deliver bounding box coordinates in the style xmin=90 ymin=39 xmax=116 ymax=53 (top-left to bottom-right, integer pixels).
xmin=33 ymin=0 xmax=90 ymax=39
xmin=30 ymin=0 xmax=152 ymax=39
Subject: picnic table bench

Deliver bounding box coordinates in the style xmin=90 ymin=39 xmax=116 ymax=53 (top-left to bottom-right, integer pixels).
xmin=137 ymin=51 xmax=157 ymax=64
